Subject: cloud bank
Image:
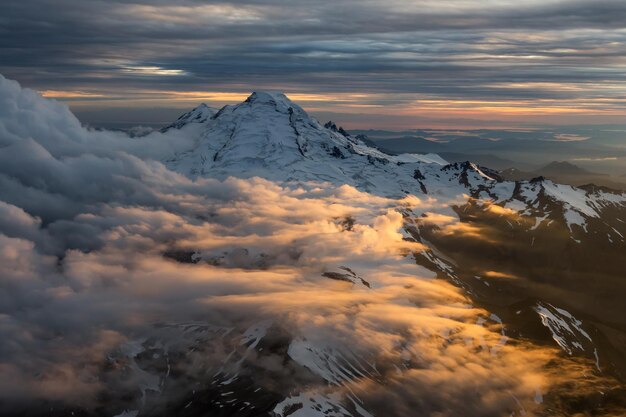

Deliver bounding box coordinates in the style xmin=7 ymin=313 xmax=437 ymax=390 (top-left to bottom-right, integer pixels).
xmin=1 ymin=1 xmax=626 ymax=127
xmin=0 ymin=76 xmax=615 ymax=416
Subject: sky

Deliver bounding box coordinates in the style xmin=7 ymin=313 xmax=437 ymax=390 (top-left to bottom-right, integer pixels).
xmin=1 ymin=0 xmax=626 ymax=129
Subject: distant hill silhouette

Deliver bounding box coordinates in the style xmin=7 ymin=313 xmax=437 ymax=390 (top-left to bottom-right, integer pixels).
xmin=538 ymin=161 xmax=592 ymax=176
xmin=501 ymin=161 xmax=626 ymax=190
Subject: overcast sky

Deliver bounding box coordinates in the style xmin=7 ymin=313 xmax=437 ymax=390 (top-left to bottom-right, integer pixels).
xmin=1 ymin=0 xmax=626 ymax=128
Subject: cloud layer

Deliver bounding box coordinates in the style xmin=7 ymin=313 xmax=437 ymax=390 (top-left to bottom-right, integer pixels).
xmin=1 ymin=1 xmax=626 ymax=127
xmin=0 ymin=76 xmax=618 ymax=416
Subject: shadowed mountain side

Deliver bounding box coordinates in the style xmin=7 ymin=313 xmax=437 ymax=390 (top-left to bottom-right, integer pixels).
xmin=409 ymin=199 xmax=626 ymax=383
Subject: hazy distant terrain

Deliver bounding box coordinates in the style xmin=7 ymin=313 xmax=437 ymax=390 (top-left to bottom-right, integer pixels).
xmin=498 ymin=162 xmax=626 ymax=191
xmin=360 ymin=127 xmax=626 ymax=188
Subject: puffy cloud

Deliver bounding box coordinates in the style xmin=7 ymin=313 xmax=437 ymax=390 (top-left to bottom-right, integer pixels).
xmin=0 ymin=75 xmax=616 ymax=416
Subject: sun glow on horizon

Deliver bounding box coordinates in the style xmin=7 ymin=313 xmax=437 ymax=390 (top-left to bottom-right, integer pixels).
xmin=39 ymin=86 xmax=626 ymax=129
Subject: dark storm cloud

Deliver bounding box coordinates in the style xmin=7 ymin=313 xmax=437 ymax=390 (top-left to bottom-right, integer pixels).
xmin=0 ymin=0 xmax=625 ymax=109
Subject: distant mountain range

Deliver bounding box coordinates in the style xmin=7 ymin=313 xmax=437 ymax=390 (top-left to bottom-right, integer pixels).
xmin=500 ymin=161 xmax=626 ymax=191
xmin=361 ymin=128 xmax=626 ymax=181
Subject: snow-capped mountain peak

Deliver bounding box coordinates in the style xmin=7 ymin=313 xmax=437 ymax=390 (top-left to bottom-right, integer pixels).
xmin=165 ymin=91 xmax=445 ymax=188
xmin=243 ymin=91 xmax=302 ymax=111
xmin=161 ymin=102 xmax=217 ymax=132
xmin=324 ymin=120 xmax=351 ymax=137
xmin=164 ymin=92 xmax=626 ymax=230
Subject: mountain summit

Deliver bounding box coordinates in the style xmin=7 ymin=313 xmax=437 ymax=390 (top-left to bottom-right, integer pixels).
xmin=161 ymin=102 xmax=217 ymax=132
xmin=539 ymin=160 xmax=592 ymax=176
xmin=165 ymin=92 xmax=626 ymax=234
xmin=165 ymin=91 xmax=446 ymax=190
xmin=244 ymin=91 xmax=299 ymax=108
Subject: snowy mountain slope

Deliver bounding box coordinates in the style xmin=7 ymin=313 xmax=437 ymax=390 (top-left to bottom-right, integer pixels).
xmin=165 ymin=91 xmax=626 ymax=238
xmin=161 ymin=92 xmax=626 ymax=391
xmin=160 ymin=103 xmax=217 ymax=132
xmin=165 ymin=92 xmax=450 ymax=195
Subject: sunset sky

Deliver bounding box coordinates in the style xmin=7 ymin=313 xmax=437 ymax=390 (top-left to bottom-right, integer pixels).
xmin=1 ymin=0 xmax=626 ymax=128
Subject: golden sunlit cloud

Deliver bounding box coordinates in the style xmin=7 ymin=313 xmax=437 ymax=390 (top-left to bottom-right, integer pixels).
xmin=484 ymin=204 xmax=519 ymax=216
xmin=483 ymin=270 xmax=518 ymax=279
xmin=33 ymin=86 xmax=626 ymax=130
xmin=41 ymin=90 xmax=106 ymax=99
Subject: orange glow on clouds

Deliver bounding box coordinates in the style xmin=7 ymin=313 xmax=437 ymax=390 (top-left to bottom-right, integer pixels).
xmin=41 ymin=90 xmax=106 ymax=99
xmin=39 ymin=87 xmax=626 ymax=129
